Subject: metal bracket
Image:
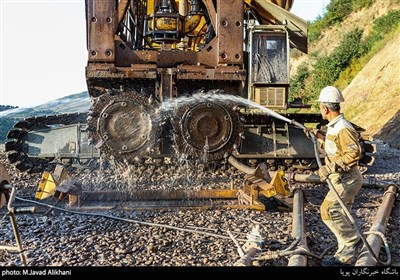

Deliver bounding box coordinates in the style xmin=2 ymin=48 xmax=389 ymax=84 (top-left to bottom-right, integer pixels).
xmin=238 ymin=168 xmax=291 ymax=210
xmin=36 ymin=165 xmax=82 ymax=207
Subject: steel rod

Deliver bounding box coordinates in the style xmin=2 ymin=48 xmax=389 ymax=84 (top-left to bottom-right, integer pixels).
xmin=81 ymin=189 xmax=238 ymax=201
xmin=355 ymin=185 xmax=397 ymax=266
xmin=9 ymin=212 xmax=27 ymax=266
xmin=288 ymin=188 xmax=308 ymax=266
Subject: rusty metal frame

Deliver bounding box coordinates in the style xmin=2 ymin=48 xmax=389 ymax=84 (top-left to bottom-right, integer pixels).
xmin=86 ymin=0 xmax=246 ymax=89
xmin=66 ymin=171 xmax=292 ymax=212
xmin=68 ymin=187 xmax=270 ymax=211
xmin=41 ymin=161 xmax=295 ymax=212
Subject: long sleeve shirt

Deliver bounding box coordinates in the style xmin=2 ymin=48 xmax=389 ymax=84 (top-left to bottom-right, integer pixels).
xmin=324 ymin=114 xmax=361 ymax=169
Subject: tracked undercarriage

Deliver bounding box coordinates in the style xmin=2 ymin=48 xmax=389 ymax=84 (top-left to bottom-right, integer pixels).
xmin=5 ymin=113 xmax=91 ymax=173
xmin=5 ymin=90 xmax=374 ymax=174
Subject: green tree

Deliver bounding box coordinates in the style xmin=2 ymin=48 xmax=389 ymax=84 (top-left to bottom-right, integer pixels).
xmin=309 ymin=28 xmax=363 ymax=101
xmin=325 ymin=0 xmax=352 ymax=25
xmin=290 ymin=62 xmax=310 ymax=100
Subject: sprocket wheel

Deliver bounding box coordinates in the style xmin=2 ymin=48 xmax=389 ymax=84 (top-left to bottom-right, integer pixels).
xmin=88 ymin=91 xmax=159 ymax=162
xmin=172 ymin=101 xmax=243 ymax=161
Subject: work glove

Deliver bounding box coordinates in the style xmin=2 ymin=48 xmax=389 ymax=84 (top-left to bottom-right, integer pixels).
xmin=303 ymin=128 xmax=319 ymax=139
xmin=318 ymin=162 xmax=335 ymax=182
xmin=335 ymin=159 xmax=350 ymax=172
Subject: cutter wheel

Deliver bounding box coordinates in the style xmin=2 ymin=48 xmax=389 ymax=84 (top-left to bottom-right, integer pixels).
xmin=87 ymin=91 xmax=160 ymax=162
xmin=171 ymin=101 xmax=244 ymax=162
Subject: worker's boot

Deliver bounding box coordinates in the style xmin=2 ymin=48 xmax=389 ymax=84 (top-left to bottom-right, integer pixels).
xmin=335 ymin=239 xmax=363 ymax=264
xmin=321 ymin=256 xmax=352 ymax=266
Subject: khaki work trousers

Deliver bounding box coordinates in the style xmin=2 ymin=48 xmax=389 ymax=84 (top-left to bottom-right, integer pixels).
xmin=320 ymin=167 xmax=363 ymax=263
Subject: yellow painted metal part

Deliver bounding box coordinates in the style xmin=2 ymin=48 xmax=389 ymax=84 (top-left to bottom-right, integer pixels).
xmin=146 ymin=0 xmax=205 ymax=50
xmin=154 ymin=17 xmax=181 ymax=31
xmin=74 ymin=203 xmax=266 ymax=212
xmin=236 ymin=169 xmax=292 ymax=211
xmin=185 ymin=14 xmax=201 ymax=33
xmin=247 ymin=169 xmax=290 ymax=198
xmin=147 ymin=0 xmax=155 ymax=15
xmin=258 ymin=181 xmax=277 ymax=198
xmin=270 ymin=170 xmax=290 ymax=196
xmin=36 ymin=172 xmax=57 ymax=200
xmin=81 ymin=189 xmax=238 ymax=201
xmin=72 ymin=188 xmax=268 ymax=211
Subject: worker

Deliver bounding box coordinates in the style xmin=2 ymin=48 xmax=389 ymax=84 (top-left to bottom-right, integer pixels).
xmin=313 ymin=86 xmax=364 ymax=266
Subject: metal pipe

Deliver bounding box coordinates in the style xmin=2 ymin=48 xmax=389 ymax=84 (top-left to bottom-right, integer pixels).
xmin=3 ymin=186 xmax=27 ymax=266
xmin=362 ymin=177 xmax=397 ymax=189
xmin=288 ymin=188 xmax=308 ymax=266
xmin=178 ymin=0 xmax=187 ymax=16
xmin=355 ymin=184 xmax=397 ymax=266
xmin=272 ymin=170 xmax=396 ymax=189
xmin=227 ymin=156 xmax=321 ymax=182
xmin=278 ymin=172 xmax=321 ymax=183
xmin=228 ymin=156 xmax=256 ymax=175
xmin=234 ymin=224 xmax=264 ymax=266
xmin=228 ymin=156 xmax=397 ymax=189
xmin=9 ymin=212 xmax=27 ymax=266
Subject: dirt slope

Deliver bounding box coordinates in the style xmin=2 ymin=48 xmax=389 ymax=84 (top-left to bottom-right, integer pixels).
xmin=341 ymin=33 xmax=400 ymax=148
xmin=292 ymin=1 xmax=400 ymax=70
xmin=312 ymin=1 xmax=399 ymax=57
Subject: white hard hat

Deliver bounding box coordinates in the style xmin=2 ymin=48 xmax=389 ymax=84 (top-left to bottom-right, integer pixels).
xmin=317 ymin=86 xmax=344 ymax=103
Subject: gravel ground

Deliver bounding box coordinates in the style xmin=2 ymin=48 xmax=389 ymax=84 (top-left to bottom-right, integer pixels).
xmin=0 ymin=140 xmax=398 ymax=267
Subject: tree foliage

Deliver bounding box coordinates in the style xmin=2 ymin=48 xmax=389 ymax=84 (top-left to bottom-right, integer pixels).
xmin=0 ymin=105 xmax=17 ymax=112
xmin=289 ymin=62 xmax=310 ymax=100
xmin=307 ymin=28 xmax=363 ymax=102
xmin=308 ymin=0 xmax=377 ymax=43
xmin=291 ymin=6 xmax=400 ymax=106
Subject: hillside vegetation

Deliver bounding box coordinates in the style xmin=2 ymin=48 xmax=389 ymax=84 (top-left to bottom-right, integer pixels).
xmin=0 ymin=105 xmax=17 ymax=112
xmin=290 ymin=0 xmax=400 ymax=148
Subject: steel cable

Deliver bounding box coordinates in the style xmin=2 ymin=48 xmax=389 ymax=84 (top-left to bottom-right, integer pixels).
xmin=15 ymin=196 xmax=247 ymax=242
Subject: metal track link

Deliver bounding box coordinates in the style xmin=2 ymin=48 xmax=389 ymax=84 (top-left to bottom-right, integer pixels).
xmin=5 ymin=113 xmax=88 ymax=173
